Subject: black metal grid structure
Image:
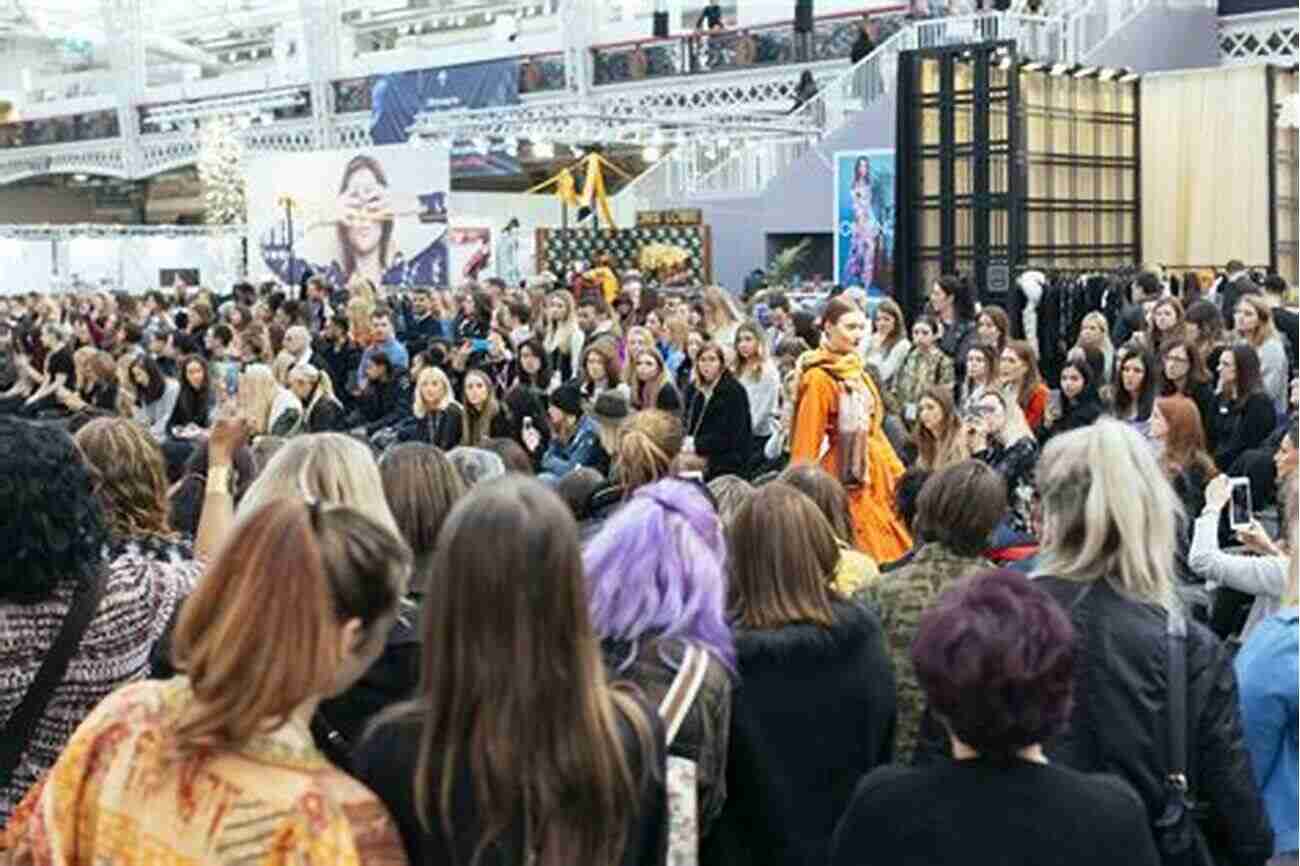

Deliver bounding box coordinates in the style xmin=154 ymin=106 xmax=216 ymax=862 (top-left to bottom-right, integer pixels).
xmin=1270 ymin=65 xmax=1299 ymax=286
xmin=894 ymin=41 xmax=1140 ymax=317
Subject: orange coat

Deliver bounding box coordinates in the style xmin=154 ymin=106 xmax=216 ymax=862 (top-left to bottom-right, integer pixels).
xmin=791 ymin=366 xmax=912 ymax=563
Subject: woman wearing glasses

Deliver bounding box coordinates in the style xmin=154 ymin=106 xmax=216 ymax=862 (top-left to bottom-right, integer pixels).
xmin=1157 ymin=337 xmax=1216 ymax=452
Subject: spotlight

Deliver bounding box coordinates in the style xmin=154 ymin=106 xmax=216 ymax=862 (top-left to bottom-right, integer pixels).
xmin=1049 ymin=62 xmax=1070 ymax=77
xmin=1098 ymin=67 xmax=1119 ymax=81
xmin=1118 ymin=70 xmax=1139 ymax=83
xmin=1022 ymin=60 xmax=1046 ymax=72
xmin=1072 ymin=65 xmax=1097 ymax=78
xmin=998 ymin=55 xmax=1013 ymax=70
xmin=642 ymin=145 xmax=661 ymax=162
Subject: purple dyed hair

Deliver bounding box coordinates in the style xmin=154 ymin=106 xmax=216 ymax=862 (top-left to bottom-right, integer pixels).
xmin=911 ymin=569 xmax=1076 ymax=756
xmin=583 ymin=479 xmax=736 ymax=674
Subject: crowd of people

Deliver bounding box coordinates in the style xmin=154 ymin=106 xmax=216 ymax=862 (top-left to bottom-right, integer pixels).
xmin=0 ymin=262 xmax=1296 ymax=866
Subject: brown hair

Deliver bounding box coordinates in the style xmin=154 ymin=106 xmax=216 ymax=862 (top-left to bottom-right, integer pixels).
xmin=778 ymin=464 xmax=857 ymax=546
xmin=379 ymin=443 xmax=467 ymax=575
xmin=1003 ymin=339 xmax=1043 ymax=409
xmin=914 ymin=385 xmax=964 ymax=471
xmin=728 ymin=482 xmax=838 ymax=629
xmin=873 ymin=298 xmax=907 ymax=349
xmin=616 ymin=409 xmax=683 ymax=495
xmin=914 ymin=460 xmax=1007 ymax=555
xmin=381 ymin=476 xmax=655 ymax=866
xmin=75 ymin=417 xmax=176 ymax=542
xmin=461 ymin=369 xmax=505 ymax=447
xmin=629 ymin=349 xmax=671 ymax=411
xmin=1154 ymin=395 xmax=1217 ymax=481
xmin=976 ymin=305 xmax=1011 ymax=353
xmin=580 ymin=338 xmax=623 ymax=389
xmin=172 ymin=499 xmax=409 ymax=753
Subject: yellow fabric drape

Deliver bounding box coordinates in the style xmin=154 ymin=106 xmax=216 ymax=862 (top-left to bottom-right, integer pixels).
xmin=555 ymin=168 xmax=582 ymax=209
xmin=580 ymin=155 xmax=616 ymax=228
xmin=1141 ymin=66 xmax=1271 ymax=268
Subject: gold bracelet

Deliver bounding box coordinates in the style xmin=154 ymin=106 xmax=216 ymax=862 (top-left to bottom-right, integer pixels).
xmin=206 ymin=464 xmax=232 ymax=495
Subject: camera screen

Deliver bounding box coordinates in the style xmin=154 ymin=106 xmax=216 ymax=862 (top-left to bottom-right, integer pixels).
xmin=1230 ymin=480 xmax=1253 ymax=527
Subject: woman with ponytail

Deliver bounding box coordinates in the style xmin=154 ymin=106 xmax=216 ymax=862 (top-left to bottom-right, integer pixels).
xmin=790 ymin=297 xmax=912 ymax=562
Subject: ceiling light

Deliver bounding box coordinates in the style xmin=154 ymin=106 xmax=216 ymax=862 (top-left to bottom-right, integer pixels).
xmin=642 ymin=145 xmax=661 ymax=162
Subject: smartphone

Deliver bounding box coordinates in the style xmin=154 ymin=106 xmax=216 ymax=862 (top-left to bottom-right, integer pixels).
xmin=1228 ymin=477 xmax=1253 ymax=530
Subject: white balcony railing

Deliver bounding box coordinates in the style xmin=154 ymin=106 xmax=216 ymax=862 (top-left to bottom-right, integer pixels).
xmin=613 ymin=11 xmax=1068 ymax=211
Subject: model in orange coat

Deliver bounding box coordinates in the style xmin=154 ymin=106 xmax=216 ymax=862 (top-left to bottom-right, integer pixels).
xmin=791 ymin=297 xmax=912 ymax=563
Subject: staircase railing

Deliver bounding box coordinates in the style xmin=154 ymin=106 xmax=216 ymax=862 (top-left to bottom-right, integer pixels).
xmin=610 ymin=11 xmax=1073 ymax=213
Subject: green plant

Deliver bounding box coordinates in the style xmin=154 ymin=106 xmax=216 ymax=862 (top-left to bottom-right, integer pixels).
xmin=767 ymin=238 xmax=812 ymax=283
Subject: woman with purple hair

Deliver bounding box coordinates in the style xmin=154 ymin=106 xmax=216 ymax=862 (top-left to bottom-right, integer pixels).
xmin=584 ymin=478 xmax=736 ymax=838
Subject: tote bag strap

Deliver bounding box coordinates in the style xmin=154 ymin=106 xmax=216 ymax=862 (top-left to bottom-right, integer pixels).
xmin=657 ymin=643 xmax=710 ymax=748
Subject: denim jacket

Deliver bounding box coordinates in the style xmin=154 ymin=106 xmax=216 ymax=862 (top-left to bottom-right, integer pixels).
xmin=540 ymin=414 xmax=608 ymax=477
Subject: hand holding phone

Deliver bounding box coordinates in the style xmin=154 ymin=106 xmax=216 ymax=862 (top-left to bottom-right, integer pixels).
xmin=1228 ymin=477 xmax=1253 ymax=530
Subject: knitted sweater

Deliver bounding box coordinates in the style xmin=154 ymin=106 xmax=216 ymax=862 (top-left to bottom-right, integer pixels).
xmin=0 ymin=553 xmax=199 ymax=822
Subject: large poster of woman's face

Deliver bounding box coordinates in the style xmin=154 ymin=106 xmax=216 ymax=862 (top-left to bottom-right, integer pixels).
xmin=247 ymin=142 xmax=451 ymax=290
xmin=834 ymin=149 xmax=896 ymax=296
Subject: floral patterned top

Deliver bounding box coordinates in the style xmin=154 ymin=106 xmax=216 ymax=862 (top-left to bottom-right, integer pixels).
xmin=1 ymin=677 xmax=408 ymax=866
xmin=975 ymin=435 xmax=1040 ymax=537
xmin=891 ymin=347 xmax=955 ymax=422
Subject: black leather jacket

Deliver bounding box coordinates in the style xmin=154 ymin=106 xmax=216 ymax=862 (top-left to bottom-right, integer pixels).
xmin=915 ymin=577 xmax=1273 ymax=866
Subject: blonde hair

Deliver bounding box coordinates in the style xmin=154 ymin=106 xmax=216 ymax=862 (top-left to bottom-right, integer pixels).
xmin=347 ymin=296 xmax=375 ymax=344
xmin=238 ymin=433 xmax=401 ymax=539
xmin=1236 ymin=294 xmax=1279 ymax=348
xmin=236 ymin=363 xmax=279 ymax=435
xmin=543 ymin=289 xmax=579 ymax=356
xmin=1074 ymin=311 xmax=1114 ymax=354
xmin=413 ymin=366 xmax=454 ymax=417
xmin=616 ymin=410 xmax=683 ymax=494
xmin=272 ymin=350 xmax=297 ymax=386
xmin=1034 ymin=420 xmax=1179 ymax=610
xmin=290 ymin=363 xmax=339 ymax=416
xmin=701 ymin=285 xmax=741 ymax=335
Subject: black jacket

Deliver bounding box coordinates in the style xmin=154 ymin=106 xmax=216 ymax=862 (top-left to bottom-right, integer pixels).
xmin=702 ymin=599 xmax=896 ymax=866
xmin=315 ymin=607 xmax=421 ymax=762
xmin=352 ymin=374 xmax=411 ymax=436
xmin=396 ymin=404 xmax=465 ymax=450
xmin=917 ymin=578 xmax=1273 ymax=866
xmin=319 ymin=338 xmax=364 ymax=407
xmin=683 ymin=372 xmax=752 ymax=480
xmin=1212 ymin=391 xmax=1277 ymax=473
